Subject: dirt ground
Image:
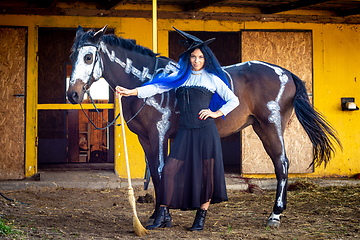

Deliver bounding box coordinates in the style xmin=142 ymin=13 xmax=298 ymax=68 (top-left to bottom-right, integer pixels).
xmin=0 ymin=180 xmax=359 ymax=239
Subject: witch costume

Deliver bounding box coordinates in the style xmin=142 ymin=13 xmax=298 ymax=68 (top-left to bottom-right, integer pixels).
xmin=136 ymin=27 xmax=239 ymax=231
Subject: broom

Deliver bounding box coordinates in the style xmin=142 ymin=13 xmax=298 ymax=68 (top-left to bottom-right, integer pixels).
xmin=117 ymin=94 xmax=149 ymax=236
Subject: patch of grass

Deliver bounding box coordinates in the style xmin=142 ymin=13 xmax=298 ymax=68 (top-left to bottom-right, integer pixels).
xmin=0 ymin=218 xmax=13 ymax=236
xmin=227 ymin=223 xmax=233 ymax=233
xmin=0 ymin=217 xmax=26 ymax=239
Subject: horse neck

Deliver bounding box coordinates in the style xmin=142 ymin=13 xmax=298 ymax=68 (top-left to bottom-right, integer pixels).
xmin=99 ymin=42 xmax=159 ymax=90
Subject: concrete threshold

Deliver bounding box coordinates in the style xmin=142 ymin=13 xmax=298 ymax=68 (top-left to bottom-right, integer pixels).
xmin=0 ymin=170 xmax=359 ymax=191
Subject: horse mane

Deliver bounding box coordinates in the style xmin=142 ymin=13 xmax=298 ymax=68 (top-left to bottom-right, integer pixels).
xmin=71 ymin=30 xmax=157 ymax=57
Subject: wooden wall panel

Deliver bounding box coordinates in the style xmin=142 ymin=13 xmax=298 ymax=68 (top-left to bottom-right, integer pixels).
xmin=0 ymin=27 xmax=26 ymax=179
xmin=241 ymin=31 xmax=313 ymax=174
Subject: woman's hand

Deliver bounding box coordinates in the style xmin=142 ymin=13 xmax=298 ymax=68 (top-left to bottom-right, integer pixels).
xmin=198 ymin=109 xmax=223 ymax=120
xmin=115 ymin=86 xmax=138 ymax=97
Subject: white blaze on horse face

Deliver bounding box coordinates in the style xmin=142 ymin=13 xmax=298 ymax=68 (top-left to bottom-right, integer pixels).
xmin=70 ymin=46 xmax=102 ymax=86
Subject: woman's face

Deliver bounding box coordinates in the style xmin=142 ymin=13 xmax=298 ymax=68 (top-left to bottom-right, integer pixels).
xmin=190 ymin=48 xmax=205 ymax=71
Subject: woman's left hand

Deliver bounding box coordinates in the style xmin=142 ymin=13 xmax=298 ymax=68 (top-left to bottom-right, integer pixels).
xmin=198 ymin=109 xmax=223 ymax=120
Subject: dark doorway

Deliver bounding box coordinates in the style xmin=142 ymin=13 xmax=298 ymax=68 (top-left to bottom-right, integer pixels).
xmin=37 ymin=28 xmax=114 ymax=169
xmin=169 ymin=30 xmax=241 ymax=174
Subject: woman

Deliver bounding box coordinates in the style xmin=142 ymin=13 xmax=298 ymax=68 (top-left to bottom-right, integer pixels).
xmin=116 ymin=27 xmax=239 ymax=231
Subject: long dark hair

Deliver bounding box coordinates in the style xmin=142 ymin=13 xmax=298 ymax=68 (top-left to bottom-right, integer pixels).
xmin=144 ymin=44 xmax=230 ymax=113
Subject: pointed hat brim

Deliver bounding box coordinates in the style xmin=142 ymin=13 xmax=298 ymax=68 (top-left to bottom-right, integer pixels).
xmin=173 ymin=26 xmax=216 ymax=58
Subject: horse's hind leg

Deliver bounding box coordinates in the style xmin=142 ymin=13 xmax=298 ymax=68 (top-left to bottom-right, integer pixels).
xmin=252 ymin=121 xmax=289 ymax=227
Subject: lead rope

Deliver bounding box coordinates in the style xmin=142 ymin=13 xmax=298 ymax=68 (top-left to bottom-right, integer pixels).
xmin=80 ymin=89 xmax=147 ymax=130
xmin=80 ymin=55 xmax=160 ymax=130
xmin=0 ymin=192 xmax=29 ymax=205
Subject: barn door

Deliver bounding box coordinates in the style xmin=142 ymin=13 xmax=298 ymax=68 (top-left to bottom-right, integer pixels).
xmin=241 ymin=30 xmax=313 ymax=174
xmin=37 ymin=28 xmax=114 ymax=166
xmin=37 ymin=28 xmax=73 ymax=164
xmin=0 ymin=27 xmax=27 ymax=179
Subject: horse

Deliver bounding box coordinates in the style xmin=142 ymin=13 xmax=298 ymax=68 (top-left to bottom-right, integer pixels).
xmin=67 ymin=25 xmax=341 ymax=228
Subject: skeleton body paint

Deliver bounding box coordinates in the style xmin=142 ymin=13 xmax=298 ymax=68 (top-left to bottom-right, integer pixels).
xmin=100 ymin=42 xmax=177 ymax=82
xmin=251 ymin=61 xmax=289 ymax=219
xmin=100 ymin=41 xmax=177 ymax=177
xmin=277 ymin=179 xmax=287 ymax=209
xmin=68 ymin=27 xmax=342 ymax=229
xmin=250 ymin=61 xmax=289 ymax=172
xmin=145 ymin=95 xmax=172 ymax=176
xmin=239 ymin=61 xmax=289 ymax=221
xmin=222 ymin=62 xmax=249 ymax=92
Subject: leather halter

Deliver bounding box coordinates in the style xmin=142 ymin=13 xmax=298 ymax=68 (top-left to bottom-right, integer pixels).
xmin=81 ymin=43 xmax=101 ymax=91
xmin=76 ymin=42 xmax=158 ymax=130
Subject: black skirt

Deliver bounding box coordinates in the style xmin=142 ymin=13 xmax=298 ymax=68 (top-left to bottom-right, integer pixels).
xmin=160 ymin=123 xmax=228 ymax=210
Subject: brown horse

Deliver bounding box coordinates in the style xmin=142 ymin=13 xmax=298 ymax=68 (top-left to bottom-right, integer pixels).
xmin=67 ymin=25 xmax=341 ymax=227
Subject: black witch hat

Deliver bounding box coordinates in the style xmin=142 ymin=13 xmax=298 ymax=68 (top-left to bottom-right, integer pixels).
xmin=173 ymin=27 xmax=215 ymax=58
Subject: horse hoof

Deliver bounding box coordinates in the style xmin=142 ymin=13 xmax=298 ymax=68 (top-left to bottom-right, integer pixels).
xmin=266 ymin=219 xmax=280 ymax=228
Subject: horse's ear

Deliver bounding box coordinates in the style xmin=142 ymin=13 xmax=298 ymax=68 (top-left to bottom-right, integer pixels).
xmin=92 ymin=25 xmax=108 ymax=44
xmin=76 ymin=25 xmax=84 ymax=38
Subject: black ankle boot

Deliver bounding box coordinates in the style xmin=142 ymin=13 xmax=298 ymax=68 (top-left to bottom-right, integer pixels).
xmin=146 ymin=206 xmax=172 ymax=230
xmin=190 ymin=209 xmax=207 ymax=231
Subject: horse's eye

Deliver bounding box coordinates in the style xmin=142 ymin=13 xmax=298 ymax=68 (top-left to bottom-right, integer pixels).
xmin=84 ymin=53 xmax=93 ymax=64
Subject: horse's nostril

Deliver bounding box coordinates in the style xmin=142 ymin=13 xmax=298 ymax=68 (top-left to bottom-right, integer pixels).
xmin=72 ymin=92 xmax=79 ymax=101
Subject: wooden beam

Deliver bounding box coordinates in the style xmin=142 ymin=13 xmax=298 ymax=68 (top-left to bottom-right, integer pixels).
xmin=184 ymin=0 xmax=226 ymax=12
xmin=261 ymin=0 xmax=331 ymax=14
xmin=337 ymin=7 xmax=360 ymax=17
xmin=33 ymin=0 xmax=59 ymax=8
xmin=37 ymin=103 xmax=114 ymax=110
xmin=0 ymin=6 xmax=65 ymax=15
xmin=2 ymin=7 xmax=360 ymax=24
xmin=104 ymin=0 xmax=126 ymax=10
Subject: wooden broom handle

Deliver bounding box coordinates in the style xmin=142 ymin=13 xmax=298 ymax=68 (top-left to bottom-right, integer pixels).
xmin=117 ymin=94 xmax=132 ymax=188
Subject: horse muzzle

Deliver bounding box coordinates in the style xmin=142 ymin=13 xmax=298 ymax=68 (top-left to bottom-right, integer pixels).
xmin=67 ymin=79 xmax=86 ymax=104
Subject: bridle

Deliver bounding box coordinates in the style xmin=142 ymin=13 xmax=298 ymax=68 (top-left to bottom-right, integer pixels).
xmin=81 ymin=43 xmax=101 ymax=91
xmin=77 ymin=42 xmax=119 ymax=130
xmin=76 ymin=42 xmax=157 ymax=130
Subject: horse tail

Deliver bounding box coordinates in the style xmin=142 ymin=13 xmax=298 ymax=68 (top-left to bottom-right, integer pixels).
xmin=291 ymin=73 xmax=342 ymax=167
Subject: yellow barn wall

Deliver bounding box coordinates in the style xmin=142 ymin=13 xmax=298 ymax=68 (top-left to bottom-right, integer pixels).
xmin=1 ymin=14 xmax=359 ymax=178
xmin=312 ymin=24 xmax=360 ymax=177
xmin=0 ymin=15 xmax=148 ymax=179
xmin=157 ymin=20 xmax=360 ymax=178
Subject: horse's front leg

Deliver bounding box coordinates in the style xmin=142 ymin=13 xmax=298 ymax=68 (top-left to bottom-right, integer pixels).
xmin=137 ymin=135 xmax=164 ymax=224
xmin=137 ymin=129 xmax=171 ymax=225
xmin=252 ymin=121 xmax=289 ymax=227
xmin=141 ymin=95 xmax=173 ymax=224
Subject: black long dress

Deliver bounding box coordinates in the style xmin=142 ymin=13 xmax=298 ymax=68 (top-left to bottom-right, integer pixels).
xmin=160 ymin=86 xmax=228 ymax=210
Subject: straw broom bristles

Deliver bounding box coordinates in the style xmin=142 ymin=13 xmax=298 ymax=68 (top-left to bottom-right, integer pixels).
xmin=128 ymin=187 xmax=149 ymax=236
xmin=118 ymin=94 xmax=149 ymax=236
